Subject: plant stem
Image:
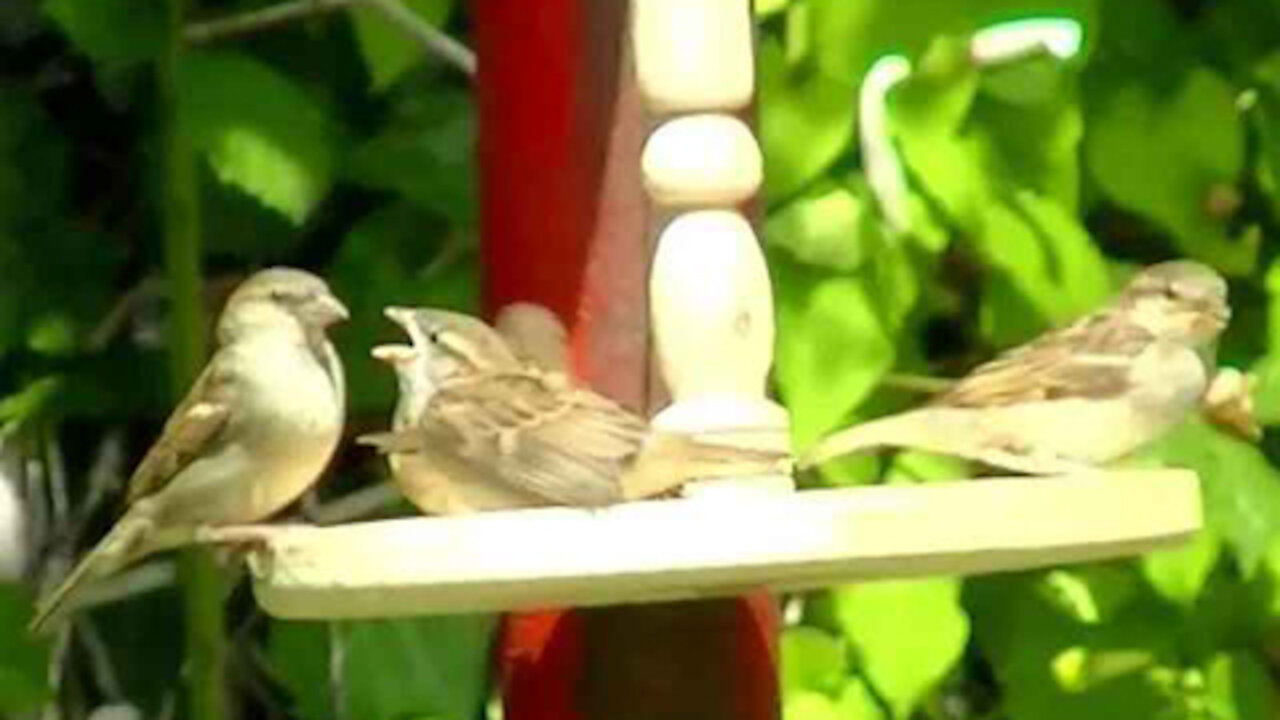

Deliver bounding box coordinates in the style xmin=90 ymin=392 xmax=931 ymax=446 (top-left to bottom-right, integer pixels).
xmin=159 ymin=0 xmax=229 ymax=718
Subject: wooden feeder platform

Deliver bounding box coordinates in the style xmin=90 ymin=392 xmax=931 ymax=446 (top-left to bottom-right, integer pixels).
xmin=232 ymin=469 xmax=1201 ymax=620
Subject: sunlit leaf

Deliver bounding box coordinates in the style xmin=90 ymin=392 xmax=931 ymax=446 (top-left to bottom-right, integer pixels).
xmin=179 ymin=50 xmax=338 ymax=224
xmin=771 ymin=257 xmax=895 ymax=450
xmin=809 ymin=0 xmax=1097 ymax=86
xmin=759 ymin=39 xmax=857 ymax=205
xmin=765 ymin=179 xmax=878 ymax=272
xmin=781 ymin=626 xmax=847 ymax=696
xmin=1084 ymin=68 xmax=1255 ymax=274
xmin=1142 ymin=419 xmax=1280 ymax=576
xmin=1141 ymin=529 xmax=1222 ymax=607
xmin=834 ymin=579 xmax=968 ymax=719
xmin=350 ymin=0 xmax=453 ymax=90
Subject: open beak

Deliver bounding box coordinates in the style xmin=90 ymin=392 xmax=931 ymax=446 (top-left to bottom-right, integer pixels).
xmin=371 ymin=344 xmax=417 ymax=365
xmin=383 ymin=305 xmax=417 ymax=331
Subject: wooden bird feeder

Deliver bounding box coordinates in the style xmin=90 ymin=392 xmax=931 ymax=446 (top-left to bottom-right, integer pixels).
xmin=229 ymin=2 xmax=1201 ymax=718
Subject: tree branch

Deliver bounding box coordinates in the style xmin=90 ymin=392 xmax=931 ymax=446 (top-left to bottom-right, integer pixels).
xmin=183 ymin=0 xmax=476 ymax=77
xmin=183 ymin=0 xmax=354 ymax=44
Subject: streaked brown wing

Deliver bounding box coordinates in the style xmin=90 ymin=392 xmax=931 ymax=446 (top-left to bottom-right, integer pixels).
xmin=933 ymin=311 xmax=1152 ymax=408
xmin=423 ymin=371 xmax=648 ymax=506
xmin=125 ymin=358 xmax=236 ymax=503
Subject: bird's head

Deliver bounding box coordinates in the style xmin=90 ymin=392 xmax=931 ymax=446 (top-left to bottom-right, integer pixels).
xmin=381 ymin=307 xmax=519 ymax=384
xmin=1117 ymin=260 xmax=1230 ymax=345
xmin=493 ymin=302 xmax=569 ymax=372
xmin=219 ymin=267 xmax=348 ymax=343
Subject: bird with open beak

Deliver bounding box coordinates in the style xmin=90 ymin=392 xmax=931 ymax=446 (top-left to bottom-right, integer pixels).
xmin=361 ymin=307 xmax=792 ymax=513
xmin=802 ymin=260 xmax=1234 ymax=475
xmin=30 ymin=267 xmax=348 ymax=633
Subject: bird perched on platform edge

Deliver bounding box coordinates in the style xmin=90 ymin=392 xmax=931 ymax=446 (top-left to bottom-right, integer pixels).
xmin=30 ymin=267 xmax=348 ymax=633
xmin=801 ymin=260 xmax=1232 ymax=475
xmin=360 ymin=306 xmax=793 ymax=513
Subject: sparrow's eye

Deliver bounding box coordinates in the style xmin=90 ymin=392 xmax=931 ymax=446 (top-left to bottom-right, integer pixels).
xmin=427 ymin=330 xmax=442 ymax=344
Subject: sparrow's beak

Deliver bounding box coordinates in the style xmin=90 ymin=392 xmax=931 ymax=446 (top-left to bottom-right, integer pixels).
xmin=383 ymin=306 xmax=416 ymax=331
xmin=371 ymin=344 xmax=417 ymax=365
xmin=309 ymin=293 xmax=349 ymax=325
xmin=1195 ymin=301 xmax=1231 ymax=335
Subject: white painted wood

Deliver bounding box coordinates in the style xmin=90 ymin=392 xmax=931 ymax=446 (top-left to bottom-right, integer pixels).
xmin=642 ymin=115 xmax=762 ymax=206
xmin=649 ymin=211 xmax=775 ymax=403
xmin=238 ymin=470 xmax=1202 ymax=619
xmin=632 ymin=0 xmax=754 ymax=112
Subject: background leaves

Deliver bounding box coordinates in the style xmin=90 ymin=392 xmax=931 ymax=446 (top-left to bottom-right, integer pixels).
xmin=7 ymin=0 xmax=1280 ymax=719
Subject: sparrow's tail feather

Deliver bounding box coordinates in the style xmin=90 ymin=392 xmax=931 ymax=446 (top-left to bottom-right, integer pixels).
xmin=28 ymin=508 xmax=155 ymax=634
xmin=622 ymin=434 xmax=793 ymax=501
xmin=800 ymin=411 xmax=952 ymax=470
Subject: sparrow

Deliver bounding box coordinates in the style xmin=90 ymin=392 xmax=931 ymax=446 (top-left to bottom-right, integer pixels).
xmin=360 ymin=307 xmax=791 ymax=513
xmin=494 ymin=302 xmax=571 ymax=375
xmin=30 ymin=267 xmax=348 ymax=632
xmin=801 ymin=260 xmax=1230 ymax=475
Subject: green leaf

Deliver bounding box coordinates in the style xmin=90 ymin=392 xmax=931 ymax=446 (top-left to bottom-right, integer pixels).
xmin=267 ymin=621 xmax=334 ymax=720
xmin=883 ymin=450 xmax=970 ymax=484
xmin=179 ymin=50 xmax=338 ymax=224
xmin=1084 ymin=68 xmax=1255 ymax=274
xmin=890 ymin=36 xmax=992 ymax=231
xmin=328 ymin=202 xmax=480 ymax=413
xmin=1142 ymin=419 xmax=1280 ymax=577
xmin=979 ymin=194 xmax=1108 ymax=332
xmin=835 ymin=677 xmax=889 ymax=720
xmin=343 ymin=616 xmax=496 ymax=720
xmin=0 ymin=88 xmax=69 ymax=232
xmin=771 ymin=258 xmax=895 ymax=450
xmin=269 ymin=616 xmax=496 ymax=720
xmin=780 ymin=626 xmax=847 ymax=696
xmin=0 ymin=584 xmax=52 ymax=713
xmin=967 ymin=575 xmax=1176 ymax=720
xmin=974 ymin=83 xmax=1084 ymax=213
xmin=1141 ymin=529 xmax=1222 ymax=607
xmin=43 ymin=0 xmax=164 ymax=67
xmin=1205 ymin=652 xmax=1274 ymax=720
xmin=784 ymin=690 xmax=842 ymax=720
xmin=350 ymin=0 xmax=453 ymax=90
xmin=834 ymin=579 xmax=969 ymax=719
xmin=759 ymin=39 xmax=857 ymax=204
xmin=344 ymin=88 xmax=477 ymax=225
xmin=1038 ymin=566 xmax=1141 ymax=625
xmin=765 ymin=179 xmax=879 ymax=272
xmin=783 ymin=680 xmax=889 ymax=720
xmin=809 ymin=0 xmax=1097 ymax=86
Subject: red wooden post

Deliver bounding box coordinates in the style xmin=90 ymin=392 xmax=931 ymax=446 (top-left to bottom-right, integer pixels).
xmin=471 ymin=1 xmax=780 ymax=718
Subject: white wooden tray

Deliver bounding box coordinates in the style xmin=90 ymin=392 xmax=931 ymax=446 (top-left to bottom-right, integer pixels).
xmin=234 ymin=470 xmax=1200 ymax=619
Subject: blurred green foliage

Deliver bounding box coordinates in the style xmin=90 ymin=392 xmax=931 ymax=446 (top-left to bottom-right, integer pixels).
xmin=4 ymin=0 xmax=1280 ymax=718
xmin=762 ymin=1 xmax=1280 ymax=719
xmin=0 ymin=0 xmax=488 ymax=716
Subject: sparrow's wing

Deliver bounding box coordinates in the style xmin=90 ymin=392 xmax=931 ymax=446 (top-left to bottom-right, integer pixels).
xmin=934 ymin=311 xmax=1154 ymax=408
xmin=125 ymin=356 xmax=237 ymax=502
xmin=422 ymin=371 xmax=648 ymax=506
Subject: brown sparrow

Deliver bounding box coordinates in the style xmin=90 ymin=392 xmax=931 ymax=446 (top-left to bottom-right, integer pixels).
xmin=494 ymin=302 xmax=571 ymax=375
xmin=361 ymin=307 xmax=791 ymax=512
xmin=801 ymin=261 xmax=1230 ymax=475
xmin=30 ymin=268 xmax=348 ymax=632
